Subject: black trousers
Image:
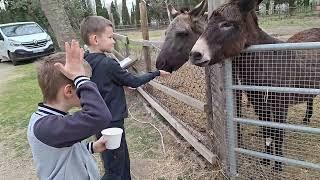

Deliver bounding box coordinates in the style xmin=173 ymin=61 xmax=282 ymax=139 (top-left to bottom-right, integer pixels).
xmin=97 ymin=120 xmax=131 ymax=180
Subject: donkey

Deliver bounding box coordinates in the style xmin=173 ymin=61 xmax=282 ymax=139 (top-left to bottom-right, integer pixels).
xmin=155 ymin=0 xmax=208 ymax=73
xmin=189 ymin=0 xmax=320 ymax=172
xmin=156 ymin=0 xmax=317 ymax=126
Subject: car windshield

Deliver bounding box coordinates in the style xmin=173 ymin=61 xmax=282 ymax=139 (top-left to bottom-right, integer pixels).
xmin=0 ymin=23 xmax=44 ymax=37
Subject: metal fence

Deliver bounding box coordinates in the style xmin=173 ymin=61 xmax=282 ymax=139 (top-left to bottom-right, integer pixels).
xmin=221 ymin=42 xmax=320 ymax=179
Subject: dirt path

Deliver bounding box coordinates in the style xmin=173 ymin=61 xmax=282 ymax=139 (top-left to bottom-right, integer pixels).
xmin=0 ymin=61 xmax=15 ymax=92
xmin=0 ymin=143 xmax=36 ymax=180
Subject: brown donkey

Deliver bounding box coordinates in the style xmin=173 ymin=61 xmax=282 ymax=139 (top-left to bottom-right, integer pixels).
xmin=189 ymin=0 xmax=320 ymax=172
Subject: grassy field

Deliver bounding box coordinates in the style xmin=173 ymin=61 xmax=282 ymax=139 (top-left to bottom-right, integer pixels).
xmin=0 ymin=63 xmax=40 ymax=158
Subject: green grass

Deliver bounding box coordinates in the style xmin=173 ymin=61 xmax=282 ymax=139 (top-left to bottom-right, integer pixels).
xmin=0 ymin=63 xmax=41 ymax=157
xmin=259 ymin=15 xmax=320 ymax=30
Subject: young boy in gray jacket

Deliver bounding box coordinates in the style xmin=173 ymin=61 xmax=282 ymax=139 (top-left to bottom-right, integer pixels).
xmin=27 ymin=40 xmax=112 ymax=180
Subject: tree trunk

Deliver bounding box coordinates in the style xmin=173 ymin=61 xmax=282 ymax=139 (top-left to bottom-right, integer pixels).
xmin=88 ymin=0 xmax=97 ymax=15
xmin=266 ymin=1 xmax=270 ymax=15
xmin=39 ymin=0 xmax=77 ymax=50
xmin=288 ymin=0 xmax=295 ymax=16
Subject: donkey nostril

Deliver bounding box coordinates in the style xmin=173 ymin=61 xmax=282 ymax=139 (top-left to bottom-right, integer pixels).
xmin=190 ymin=51 xmax=203 ymax=61
xmin=156 ymin=60 xmax=166 ymax=69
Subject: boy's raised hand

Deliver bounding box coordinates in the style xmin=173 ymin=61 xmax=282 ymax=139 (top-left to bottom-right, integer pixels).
xmin=54 ymin=40 xmax=86 ymax=81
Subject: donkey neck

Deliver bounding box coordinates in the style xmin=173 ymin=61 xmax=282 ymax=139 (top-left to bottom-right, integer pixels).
xmin=257 ymin=30 xmax=284 ymax=44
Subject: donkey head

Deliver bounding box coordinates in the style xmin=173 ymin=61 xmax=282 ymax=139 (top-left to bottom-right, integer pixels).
xmin=190 ymin=0 xmax=263 ymax=66
xmin=155 ymin=0 xmax=208 ymax=72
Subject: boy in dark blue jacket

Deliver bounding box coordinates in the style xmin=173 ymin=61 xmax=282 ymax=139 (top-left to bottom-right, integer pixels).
xmin=80 ymin=16 xmax=170 ymax=180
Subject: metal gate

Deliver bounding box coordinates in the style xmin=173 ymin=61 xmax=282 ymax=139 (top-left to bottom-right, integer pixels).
xmin=219 ymin=42 xmax=320 ymax=179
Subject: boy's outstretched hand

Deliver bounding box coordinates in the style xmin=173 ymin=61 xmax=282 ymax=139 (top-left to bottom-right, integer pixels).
xmin=159 ymin=70 xmax=171 ymax=77
xmin=54 ymin=40 xmax=86 ymax=81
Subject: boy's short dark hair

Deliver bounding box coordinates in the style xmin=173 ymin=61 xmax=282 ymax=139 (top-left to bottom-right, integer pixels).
xmin=37 ymin=53 xmax=92 ymax=102
xmin=80 ymin=16 xmax=113 ymax=45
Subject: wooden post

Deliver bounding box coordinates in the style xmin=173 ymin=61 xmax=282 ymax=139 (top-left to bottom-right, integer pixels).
xmin=139 ymin=1 xmax=152 ymax=72
xmin=206 ymin=0 xmax=228 ymax=170
xmin=125 ymin=36 xmax=130 ymax=57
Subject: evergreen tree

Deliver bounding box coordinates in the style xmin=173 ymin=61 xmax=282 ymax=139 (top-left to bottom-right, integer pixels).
xmin=102 ymin=6 xmax=110 ymax=19
xmin=135 ymin=0 xmax=140 ymax=26
xmin=121 ymin=0 xmax=130 ymax=25
xmin=110 ymin=1 xmax=120 ymax=25
xmin=96 ymin=0 xmax=104 ymax=16
xmin=131 ymin=2 xmax=135 ymax=25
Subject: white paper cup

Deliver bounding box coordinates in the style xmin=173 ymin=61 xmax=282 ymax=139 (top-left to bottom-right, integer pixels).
xmin=101 ymin=128 xmax=123 ymax=150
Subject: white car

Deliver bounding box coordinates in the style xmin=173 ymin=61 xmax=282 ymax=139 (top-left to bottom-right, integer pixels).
xmin=0 ymin=22 xmax=55 ymax=65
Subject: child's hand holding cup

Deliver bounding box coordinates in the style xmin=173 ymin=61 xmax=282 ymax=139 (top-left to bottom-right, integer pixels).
xmin=101 ymin=128 xmax=123 ymax=150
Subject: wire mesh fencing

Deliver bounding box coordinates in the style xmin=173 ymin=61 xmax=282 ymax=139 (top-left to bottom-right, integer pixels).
xmin=220 ymin=43 xmax=320 ymax=179
xmin=116 ymin=37 xmax=214 ymax=150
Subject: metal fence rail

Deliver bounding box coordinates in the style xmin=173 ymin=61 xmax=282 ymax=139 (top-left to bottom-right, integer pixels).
xmin=222 ymin=43 xmax=320 ymax=179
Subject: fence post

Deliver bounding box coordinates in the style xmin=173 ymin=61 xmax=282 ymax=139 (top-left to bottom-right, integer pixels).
xmin=206 ymin=0 xmax=230 ymax=177
xmin=139 ymin=0 xmax=152 ymax=72
xmin=125 ymin=36 xmax=130 ymax=57
xmin=224 ymin=59 xmax=237 ymax=179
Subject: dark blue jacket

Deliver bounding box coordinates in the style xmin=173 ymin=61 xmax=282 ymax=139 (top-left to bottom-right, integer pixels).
xmin=85 ymin=53 xmax=160 ymax=121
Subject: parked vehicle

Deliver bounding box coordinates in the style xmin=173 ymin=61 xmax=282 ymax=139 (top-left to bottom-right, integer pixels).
xmin=0 ymin=22 xmax=55 ymax=65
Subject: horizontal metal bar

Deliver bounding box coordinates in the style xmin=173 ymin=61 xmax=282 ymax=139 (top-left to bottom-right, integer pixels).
xmin=235 ymin=118 xmax=320 ymax=134
xmin=235 ymin=148 xmax=320 ymax=170
xmin=244 ymin=42 xmax=320 ymax=52
xmin=232 ymin=85 xmax=320 ymax=95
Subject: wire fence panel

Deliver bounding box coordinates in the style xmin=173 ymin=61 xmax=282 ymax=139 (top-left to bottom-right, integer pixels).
xmin=123 ymin=39 xmax=214 ymax=150
xmin=220 ymin=43 xmax=320 ymax=179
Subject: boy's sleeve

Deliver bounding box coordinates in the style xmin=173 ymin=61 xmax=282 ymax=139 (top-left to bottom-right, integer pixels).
xmin=110 ymin=60 xmax=160 ymax=88
xmin=33 ymin=77 xmax=112 ymax=148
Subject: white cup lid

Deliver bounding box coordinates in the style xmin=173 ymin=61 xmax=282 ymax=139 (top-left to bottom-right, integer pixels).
xmin=101 ymin=128 xmax=123 ymax=136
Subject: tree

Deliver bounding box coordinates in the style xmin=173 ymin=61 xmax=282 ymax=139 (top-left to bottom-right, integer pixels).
xmin=135 ymin=0 xmax=140 ymax=26
xmin=87 ymin=0 xmax=97 ymax=15
xmin=121 ymin=0 xmax=130 ymax=25
xmin=96 ymin=0 xmax=104 ymax=16
xmin=110 ymin=1 xmax=120 ymax=25
xmin=101 ymin=6 xmax=110 ymax=19
xmin=39 ymin=0 xmax=77 ymax=50
xmin=131 ymin=2 xmax=136 ymax=25
xmin=81 ymin=0 xmax=94 ymax=16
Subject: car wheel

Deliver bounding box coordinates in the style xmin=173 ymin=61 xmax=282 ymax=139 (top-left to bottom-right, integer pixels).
xmin=8 ymin=52 xmax=17 ymax=66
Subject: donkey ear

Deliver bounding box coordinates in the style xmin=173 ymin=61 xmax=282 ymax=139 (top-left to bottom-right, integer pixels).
xmin=189 ymin=0 xmax=208 ymax=17
xmin=239 ymin=0 xmax=257 ymax=14
xmin=168 ymin=4 xmax=179 ymax=18
xmin=257 ymin=0 xmax=264 ymax=5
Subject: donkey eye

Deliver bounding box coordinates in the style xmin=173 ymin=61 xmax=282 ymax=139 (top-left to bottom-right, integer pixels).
xmin=219 ymin=22 xmax=233 ymax=29
xmin=176 ymin=31 xmax=189 ymax=37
